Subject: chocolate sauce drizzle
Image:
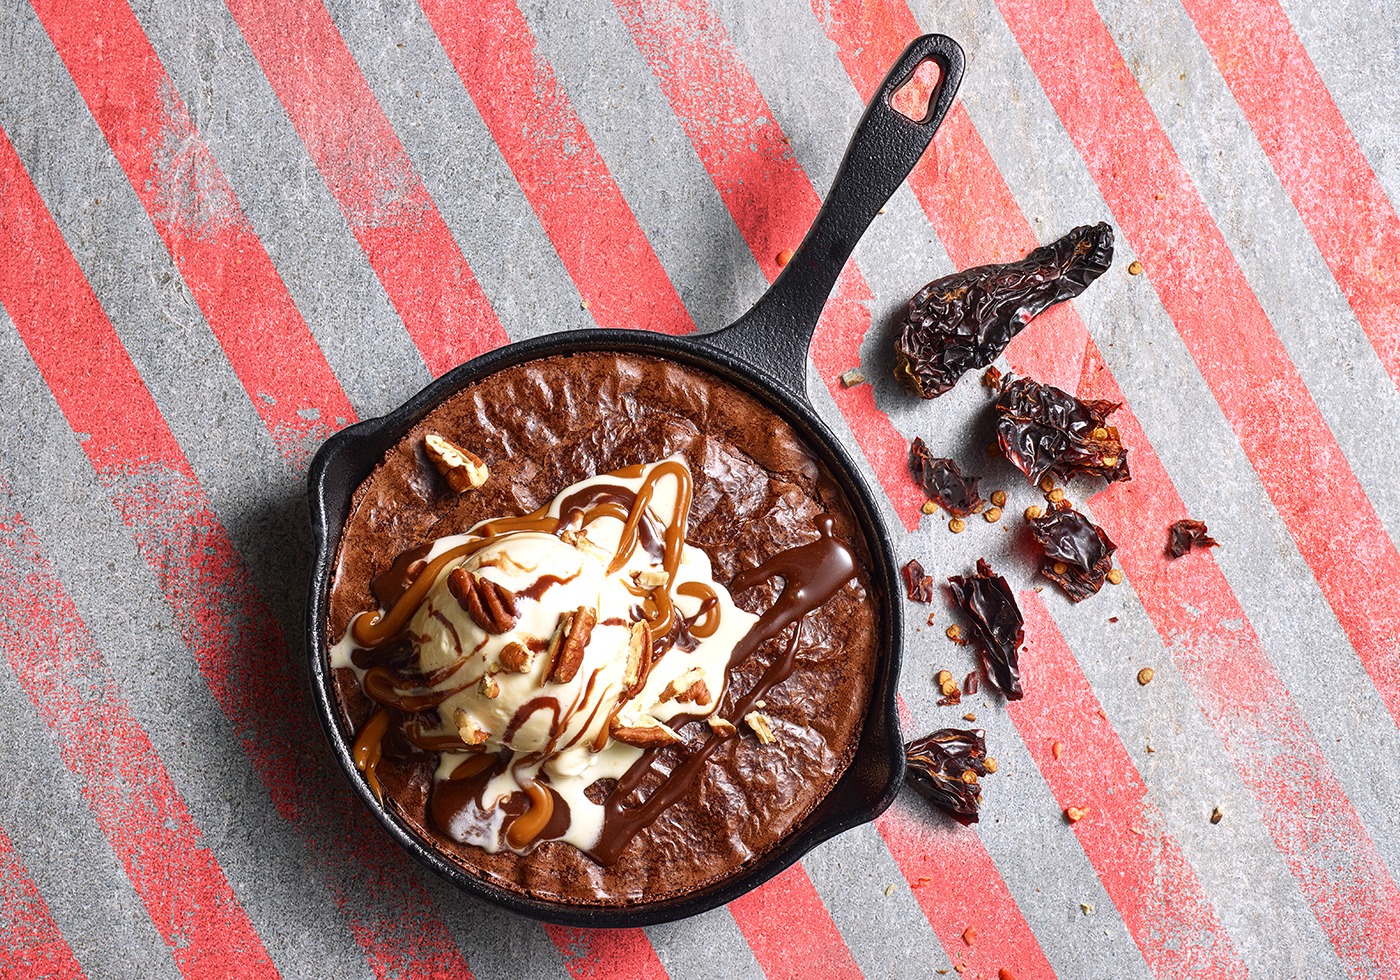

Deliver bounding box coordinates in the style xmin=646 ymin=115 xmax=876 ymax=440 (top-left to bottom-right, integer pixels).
xmin=342 ymin=462 xmax=858 ymax=865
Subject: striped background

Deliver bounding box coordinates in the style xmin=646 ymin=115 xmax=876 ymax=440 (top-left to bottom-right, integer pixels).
xmin=1 ymin=0 xmax=1397 ymax=976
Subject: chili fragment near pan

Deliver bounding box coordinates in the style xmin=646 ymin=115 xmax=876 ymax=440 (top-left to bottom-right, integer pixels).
xmin=306 ymin=34 xmax=965 ymax=927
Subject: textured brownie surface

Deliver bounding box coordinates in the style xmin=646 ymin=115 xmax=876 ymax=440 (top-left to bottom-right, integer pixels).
xmin=328 ymin=352 xmax=881 ymax=906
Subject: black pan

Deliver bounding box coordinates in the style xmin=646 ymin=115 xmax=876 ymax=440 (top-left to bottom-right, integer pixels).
xmin=306 ymin=33 xmax=964 ymax=927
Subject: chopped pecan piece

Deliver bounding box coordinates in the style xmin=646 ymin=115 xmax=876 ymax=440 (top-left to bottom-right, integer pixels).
xmin=447 ymin=568 xmax=518 ymax=633
xmin=707 ymin=716 xmax=737 ymax=737
xmin=633 ymin=567 xmax=669 ymax=590
xmin=452 ymin=708 xmax=490 ymax=746
xmin=497 ymin=641 xmax=532 ymax=674
xmin=609 ymin=714 xmax=681 ymax=748
xmin=660 ymin=667 xmax=712 ymax=705
xmin=478 ymin=674 xmax=500 ymax=699
xmin=620 ymin=621 xmax=652 ymax=698
xmin=423 ymin=433 xmax=489 ymax=492
xmin=744 ymin=711 xmax=776 ymax=745
xmin=546 ymin=606 xmax=596 ymax=684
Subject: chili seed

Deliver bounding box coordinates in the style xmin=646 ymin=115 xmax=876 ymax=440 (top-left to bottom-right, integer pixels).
xmin=946 ymin=625 xmax=962 ymax=642
xmin=936 ymin=669 xmax=953 ymax=685
xmin=1025 ymin=505 xmax=1043 ymax=520
xmin=960 ymin=770 xmax=978 ymax=784
xmin=1039 ymin=476 xmax=1056 ymax=493
xmin=949 ymin=517 xmax=967 ymax=533
xmin=990 ymin=490 xmax=1007 ymax=507
xmin=985 ymin=757 xmax=998 ymax=773
xmin=1065 ymin=805 xmax=1089 ymax=823
xmin=984 ymin=507 xmax=1003 ymax=523
xmin=1107 ymin=569 xmax=1124 ymax=585
xmin=1052 ymin=561 xmax=1069 ymax=575
xmin=776 ymin=248 xmax=794 ymax=267
xmin=963 ymin=712 xmax=977 ymax=722
xmin=922 ymin=499 xmax=938 ymax=515
xmin=1047 ymin=488 xmax=1066 ymax=504
xmin=1128 ymin=260 xmax=1144 ymax=275
xmin=1137 ymin=667 xmax=1155 ymax=686
xmin=940 ymin=680 xmax=960 ymax=697
xmin=1051 ymin=740 xmax=1064 ymax=759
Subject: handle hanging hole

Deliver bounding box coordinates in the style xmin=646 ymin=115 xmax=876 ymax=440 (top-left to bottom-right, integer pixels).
xmin=890 ymin=58 xmax=943 ymax=123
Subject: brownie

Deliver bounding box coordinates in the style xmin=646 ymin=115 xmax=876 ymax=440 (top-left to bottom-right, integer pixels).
xmin=327 ymin=351 xmax=880 ymax=906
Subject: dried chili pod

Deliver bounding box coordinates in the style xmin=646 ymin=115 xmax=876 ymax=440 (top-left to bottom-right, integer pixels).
xmin=894 ymin=223 xmax=1114 ymax=398
xmin=995 ymin=377 xmax=1130 ymax=485
xmin=910 ymin=438 xmax=983 ymax=515
xmin=905 ymin=727 xmax=992 ymax=825
xmin=947 ymin=558 xmax=1024 ymax=699
xmin=1167 ymin=519 xmax=1219 ymax=558
xmin=1029 ymin=505 xmax=1117 ymax=602
xmin=902 ymin=558 xmax=936 ymax=603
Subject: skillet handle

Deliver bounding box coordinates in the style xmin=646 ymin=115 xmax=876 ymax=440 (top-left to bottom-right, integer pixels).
xmin=699 ymin=34 xmax=964 ymax=402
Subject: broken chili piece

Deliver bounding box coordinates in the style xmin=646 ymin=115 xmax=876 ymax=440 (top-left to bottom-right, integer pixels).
xmin=1167 ymin=519 xmax=1219 ymax=558
xmin=995 ymin=377 xmax=1130 ymax=485
xmin=905 ymin=728 xmax=993 ymax=825
xmin=910 ymin=438 xmax=983 ymax=516
xmin=947 ymin=558 xmax=1024 ymax=700
xmin=902 ymin=559 xmax=936 ymax=603
xmin=894 ymin=223 xmax=1114 ymax=398
xmin=1029 ymin=505 xmax=1117 ymax=601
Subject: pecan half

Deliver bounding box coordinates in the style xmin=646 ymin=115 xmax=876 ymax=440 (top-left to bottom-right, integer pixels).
xmin=609 ymin=714 xmax=681 ymax=748
xmin=447 ymin=568 xmax=518 ymax=634
xmin=546 ymin=606 xmax=596 ymax=684
xmin=423 ymin=433 xmax=489 ymax=492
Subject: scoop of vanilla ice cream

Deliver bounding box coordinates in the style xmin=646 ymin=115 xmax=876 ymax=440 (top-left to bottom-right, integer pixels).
xmin=410 ymin=530 xmax=634 ymax=760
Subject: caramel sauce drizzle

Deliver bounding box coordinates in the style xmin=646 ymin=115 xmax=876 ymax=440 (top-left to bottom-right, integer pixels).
xmin=351 ymin=709 xmax=391 ymax=803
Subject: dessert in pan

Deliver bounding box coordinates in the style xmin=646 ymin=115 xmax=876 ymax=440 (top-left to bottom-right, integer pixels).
xmin=307 ymin=34 xmax=964 ymax=921
xmin=327 ymin=353 xmax=880 ymax=905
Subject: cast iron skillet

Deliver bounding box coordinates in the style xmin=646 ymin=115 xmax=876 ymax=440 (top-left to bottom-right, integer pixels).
xmin=306 ymin=33 xmax=964 ymax=927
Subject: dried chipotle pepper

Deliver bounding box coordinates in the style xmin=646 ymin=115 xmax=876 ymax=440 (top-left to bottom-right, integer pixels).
xmin=1029 ymin=505 xmax=1117 ymax=602
xmin=894 ymin=223 xmax=1114 ymax=398
xmin=905 ymin=728 xmax=993 ymax=824
xmin=1167 ymin=519 xmax=1219 ymax=558
xmin=947 ymin=559 xmax=1024 ymax=700
xmin=902 ymin=558 xmax=936 ymax=603
xmin=910 ymin=438 xmax=983 ymax=515
xmin=995 ymin=377 xmax=1130 ymax=485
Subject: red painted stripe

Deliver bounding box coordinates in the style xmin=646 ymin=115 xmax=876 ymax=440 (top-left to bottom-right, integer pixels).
xmin=1181 ymin=0 xmax=1400 ymax=390
xmin=222 ymin=0 xmax=508 ymax=378
xmin=0 ymin=125 xmax=476 ymax=980
xmin=0 ymin=825 xmax=87 ymax=980
xmin=727 ymin=863 xmax=864 ymax=979
xmin=0 ymin=484 xmax=278 ymax=979
xmin=612 ymin=0 xmax=923 ymax=531
xmin=418 ymin=0 xmax=693 ymax=337
xmin=995 ymin=0 xmax=1400 ymax=732
xmin=30 ymin=0 xmax=357 ymax=468
xmin=877 ymin=797 xmax=1056 ymax=979
xmin=542 ymin=927 xmax=670 ymax=980
xmin=1011 ymin=594 xmax=1247 ymax=977
xmin=818 ymin=3 xmax=1400 ymax=974
xmin=608 ymin=5 xmax=1050 ymax=969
